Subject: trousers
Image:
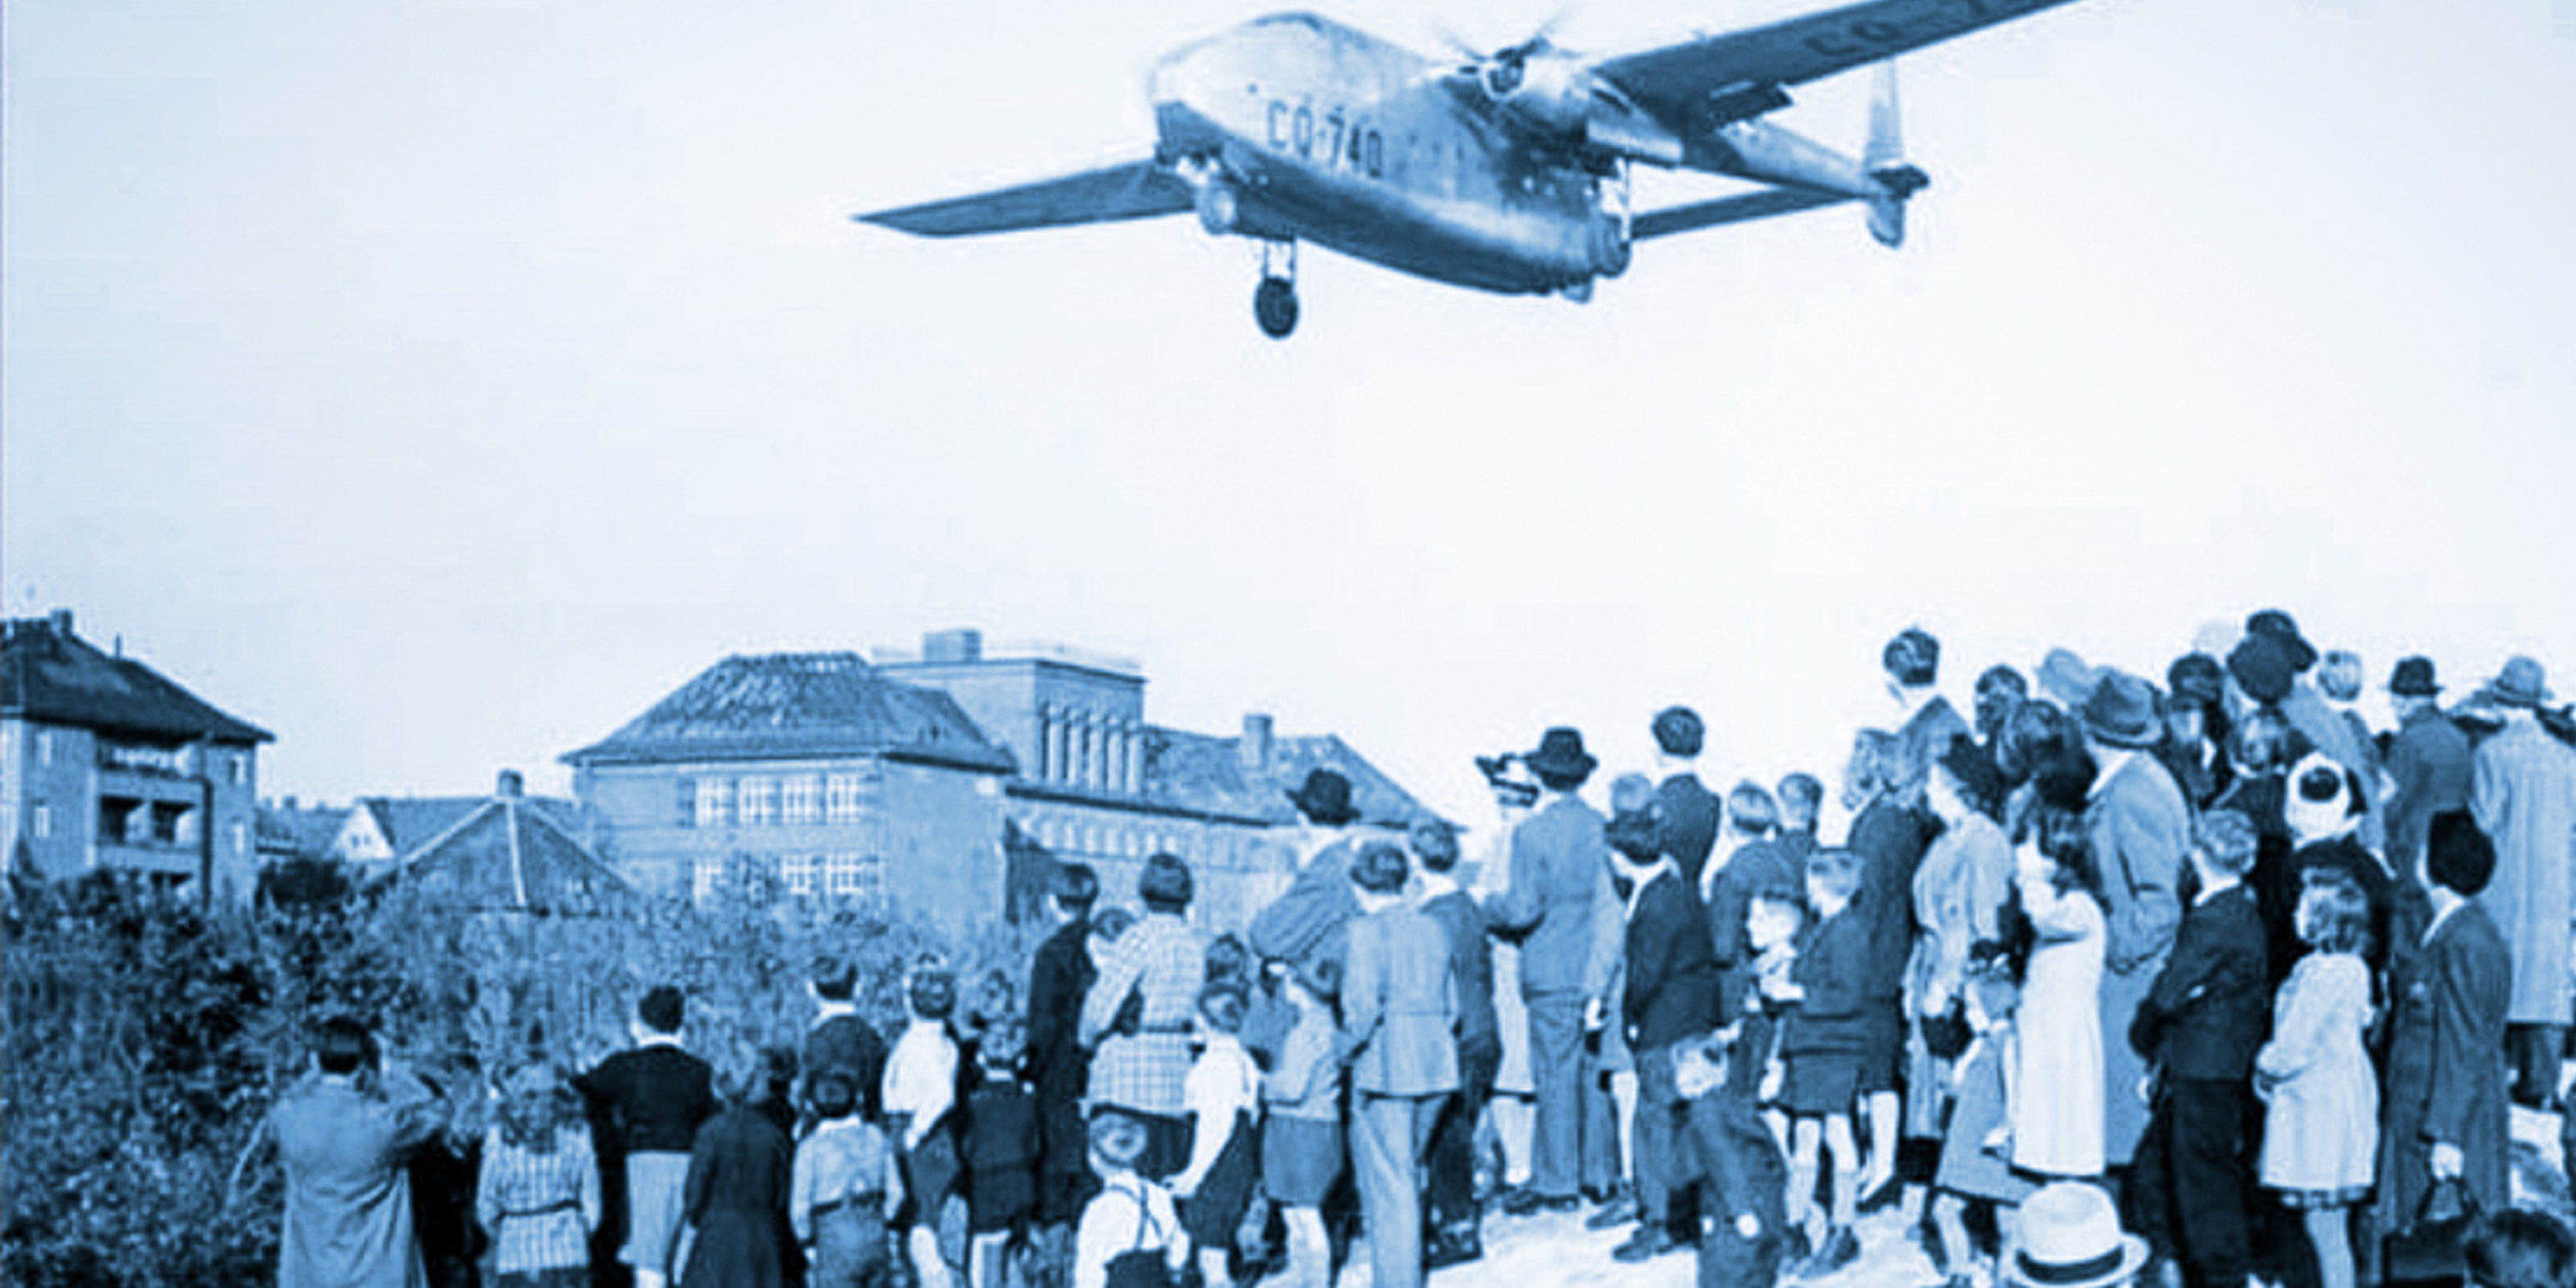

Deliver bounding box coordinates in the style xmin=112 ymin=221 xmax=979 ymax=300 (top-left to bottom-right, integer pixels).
xmin=1352 ymin=1092 xmax=1445 ymax=1288
xmin=1425 ymin=1036 xmax=1499 ymax=1242
xmin=2131 ymin=1077 xmax=2255 ymax=1288
xmin=1526 ymin=993 xmax=1585 ymax=1200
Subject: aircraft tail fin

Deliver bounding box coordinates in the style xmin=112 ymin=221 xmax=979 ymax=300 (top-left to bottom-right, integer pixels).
xmin=1862 ymin=60 xmax=1925 ymax=248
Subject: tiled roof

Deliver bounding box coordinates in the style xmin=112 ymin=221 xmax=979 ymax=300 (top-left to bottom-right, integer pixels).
xmin=258 ymin=804 xmax=349 ymax=860
xmin=361 ymin=795 xmax=589 ymax=859
xmin=2 ymin=616 xmax=271 ymax=744
xmin=1127 ymin=728 xmax=1441 ymax=828
xmin=562 ymin=652 xmax=1016 ymax=774
xmin=376 ymin=793 xmax=635 ymax=915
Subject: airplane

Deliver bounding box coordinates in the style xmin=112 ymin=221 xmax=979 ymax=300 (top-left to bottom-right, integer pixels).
xmin=857 ymin=0 xmax=2086 ymax=338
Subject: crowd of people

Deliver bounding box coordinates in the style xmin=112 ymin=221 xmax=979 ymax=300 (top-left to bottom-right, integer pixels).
xmin=260 ymin=611 xmax=2576 ymax=1288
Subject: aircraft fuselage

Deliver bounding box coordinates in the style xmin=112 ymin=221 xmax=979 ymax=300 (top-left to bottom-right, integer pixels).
xmin=1147 ymin=14 xmax=1629 ymax=295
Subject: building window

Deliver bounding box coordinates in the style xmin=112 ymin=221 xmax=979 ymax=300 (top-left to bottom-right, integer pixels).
xmin=826 ymin=774 xmax=865 ymax=824
xmin=32 ymin=804 xmax=52 ymax=839
xmin=781 ymin=775 xmax=820 ymax=825
xmin=228 ymin=753 xmax=247 ymax=787
xmin=233 ymin=822 xmax=248 ymax=854
xmin=693 ymin=854 xmax=724 ymax=902
xmin=694 ymin=778 xmax=732 ymax=828
xmin=826 ymin=852 xmax=884 ymax=903
xmin=738 ymin=777 xmax=775 ymax=826
xmin=780 ymin=853 xmax=818 ymax=897
xmin=37 ymin=731 xmax=54 ymax=765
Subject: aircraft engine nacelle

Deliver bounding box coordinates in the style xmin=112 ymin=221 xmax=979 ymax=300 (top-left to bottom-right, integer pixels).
xmin=1481 ymin=52 xmax=1592 ymax=139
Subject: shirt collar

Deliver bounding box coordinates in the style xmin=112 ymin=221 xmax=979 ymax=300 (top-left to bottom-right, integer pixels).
xmin=1418 ymin=871 xmax=1460 ymax=902
xmin=2425 ymin=896 xmax=2465 ymax=945
xmin=2193 ymin=874 xmax=2243 ymax=908
xmin=637 ymin=1032 xmax=683 ymax=1050
xmin=1624 ymin=859 xmax=1674 ymax=920
xmin=813 ymin=999 xmax=861 ymax=1024
xmin=2091 ymin=746 xmax=2138 ymax=799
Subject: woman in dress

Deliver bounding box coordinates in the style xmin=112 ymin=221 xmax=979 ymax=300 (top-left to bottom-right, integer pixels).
xmin=2010 ymin=805 xmax=2107 ymax=1180
xmin=681 ymin=1050 xmax=796 ymax=1288
xmin=1905 ymin=743 xmax=2016 ymax=1161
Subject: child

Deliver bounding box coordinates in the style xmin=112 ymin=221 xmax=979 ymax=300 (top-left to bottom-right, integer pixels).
xmin=794 ymin=1071 xmax=901 ymax=1288
xmin=476 ymin=1064 xmax=602 ymax=1288
xmin=2256 ymin=879 xmax=2376 ymax=1288
xmin=1261 ymin=960 xmax=1342 ymax=1288
xmin=1172 ymin=985 xmax=1262 ymax=1288
xmin=1742 ymin=884 xmax=1805 ymax=1150
xmin=1673 ymin=879 xmax=1801 ymax=1288
xmin=1074 ymin=1110 xmax=1190 ymax=1288
xmin=887 ymin=965 xmax=963 ymax=1288
xmin=963 ymin=1017 xmax=1040 ymax=1288
xmin=2129 ymin=808 xmax=2269 ymax=1288
xmin=2010 ymin=806 xmax=2105 ymax=1181
xmin=1769 ymin=848 xmax=1873 ymax=1277
xmin=1930 ymin=946 xmax=2036 ymax=1288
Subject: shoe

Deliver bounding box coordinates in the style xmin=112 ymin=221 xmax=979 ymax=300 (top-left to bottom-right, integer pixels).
xmin=1799 ymin=1226 xmax=1861 ymax=1279
xmin=1584 ymin=1194 xmax=1640 ymax=1230
xmin=1613 ymin=1227 xmax=1681 ymax=1263
xmin=1499 ymin=1188 xmax=1579 ymax=1217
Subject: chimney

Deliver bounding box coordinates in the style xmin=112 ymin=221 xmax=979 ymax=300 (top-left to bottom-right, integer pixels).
xmin=47 ymin=609 xmax=72 ymax=637
xmin=496 ymin=769 xmax=525 ymax=799
xmin=922 ymin=629 xmax=983 ymax=665
xmin=1239 ymin=713 xmax=1273 ymax=775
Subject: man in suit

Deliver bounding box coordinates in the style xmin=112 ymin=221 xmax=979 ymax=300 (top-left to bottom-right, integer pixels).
xmin=1026 ymin=862 xmax=1100 ymax=1279
xmin=2128 ymin=811 xmax=2269 ymax=1288
xmin=1249 ymin=768 xmax=1369 ymax=975
xmin=1414 ymin=821 xmax=1497 ymax=1266
xmin=1339 ymin=841 xmax=1460 ymax=1288
xmin=575 ymin=985 xmax=717 ymax=1288
xmin=1487 ymin=726 xmax=1619 ymax=1214
xmin=1611 ymin=815 xmax=1722 ymax=1263
xmin=2373 ymin=811 xmax=2513 ymax=1275
xmin=2081 ymin=671 xmax=2192 ymax=1172
xmin=1886 ymin=627 xmax=1972 ymax=771
xmin=1774 ymin=775 xmax=1823 ymax=884
xmin=2381 ymin=657 xmax=2471 ymax=879
xmin=1653 ymin=706 xmax=1724 ymax=894
xmin=269 ymin=1017 xmax=444 ymax=1288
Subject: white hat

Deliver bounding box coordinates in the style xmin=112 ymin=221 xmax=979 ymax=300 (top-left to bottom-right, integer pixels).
xmin=2009 ymin=1182 xmax=2150 ymax=1288
xmin=2283 ymin=751 xmax=2355 ymax=847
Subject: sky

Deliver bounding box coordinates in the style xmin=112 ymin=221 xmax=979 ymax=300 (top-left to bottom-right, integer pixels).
xmin=6 ymin=0 xmax=2573 ymax=829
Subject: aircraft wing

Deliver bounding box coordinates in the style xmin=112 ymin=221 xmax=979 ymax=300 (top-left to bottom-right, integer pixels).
xmin=856 ymin=159 xmax=1192 ymax=237
xmin=1631 ymin=186 xmax=1852 ymax=240
xmin=1592 ymin=0 xmax=2081 ymax=130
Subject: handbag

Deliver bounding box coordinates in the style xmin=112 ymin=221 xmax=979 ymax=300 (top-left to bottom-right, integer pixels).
xmin=2384 ymin=1176 xmax=2479 ymax=1283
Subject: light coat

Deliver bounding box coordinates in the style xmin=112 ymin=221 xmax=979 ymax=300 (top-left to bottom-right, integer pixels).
xmin=2471 ymin=719 xmax=2576 ymax=1024
xmin=1340 ymin=902 xmax=1461 ymax=1097
xmin=271 ymin=1072 xmax=442 ymax=1288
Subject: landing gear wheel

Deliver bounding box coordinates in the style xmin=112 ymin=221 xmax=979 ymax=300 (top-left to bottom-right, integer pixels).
xmin=1254 ymin=276 xmax=1298 ymax=339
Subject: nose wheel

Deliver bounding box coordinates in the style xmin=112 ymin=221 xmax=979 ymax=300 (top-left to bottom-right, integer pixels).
xmin=1253 ymin=240 xmax=1298 ymax=339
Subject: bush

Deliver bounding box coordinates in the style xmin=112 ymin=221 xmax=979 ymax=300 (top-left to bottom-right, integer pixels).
xmin=2 ymin=869 xmax=1031 ymax=1287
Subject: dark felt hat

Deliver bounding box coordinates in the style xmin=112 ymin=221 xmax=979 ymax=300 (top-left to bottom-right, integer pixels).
xmin=2388 ymin=656 xmax=2442 ymax=697
xmin=1285 ymin=768 xmax=1360 ymax=826
xmin=2227 ymin=633 xmax=2296 ymax=706
xmin=1523 ymin=727 xmax=1597 ymax=783
xmin=1935 ymin=738 xmax=2008 ymax=812
xmin=2081 ymin=671 xmax=2163 ymax=750
xmin=2245 ymin=610 xmax=2318 ymax=673
xmin=2166 ymin=653 xmax=2227 ymax=711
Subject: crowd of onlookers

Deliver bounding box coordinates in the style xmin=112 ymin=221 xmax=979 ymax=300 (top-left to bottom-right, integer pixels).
xmin=258 ymin=611 xmax=2576 ymax=1288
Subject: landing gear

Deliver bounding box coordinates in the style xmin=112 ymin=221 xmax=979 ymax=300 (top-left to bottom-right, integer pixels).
xmin=1254 ymin=240 xmax=1298 ymax=339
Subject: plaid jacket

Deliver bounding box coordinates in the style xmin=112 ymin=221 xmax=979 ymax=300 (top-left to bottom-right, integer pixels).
xmin=1080 ymin=912 xmax=1203 ymax=1116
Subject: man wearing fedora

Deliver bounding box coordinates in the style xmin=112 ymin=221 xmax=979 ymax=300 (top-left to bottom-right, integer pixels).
xmin=1487 ymin=726 xmax=1619 ymax=1215
xmin=2079 ymin=671 xmax=2192 ymax=1175
xmin=2383 ymin=657 xmax=2473 ymax=880
xmin=2008 ymin=1182 xmax=2152 ymax=1288
xmin=2469 ymin=656 xmax=2576 ymax=1110
xmin=1249 ymin=768 xmax=1370 ymax=978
